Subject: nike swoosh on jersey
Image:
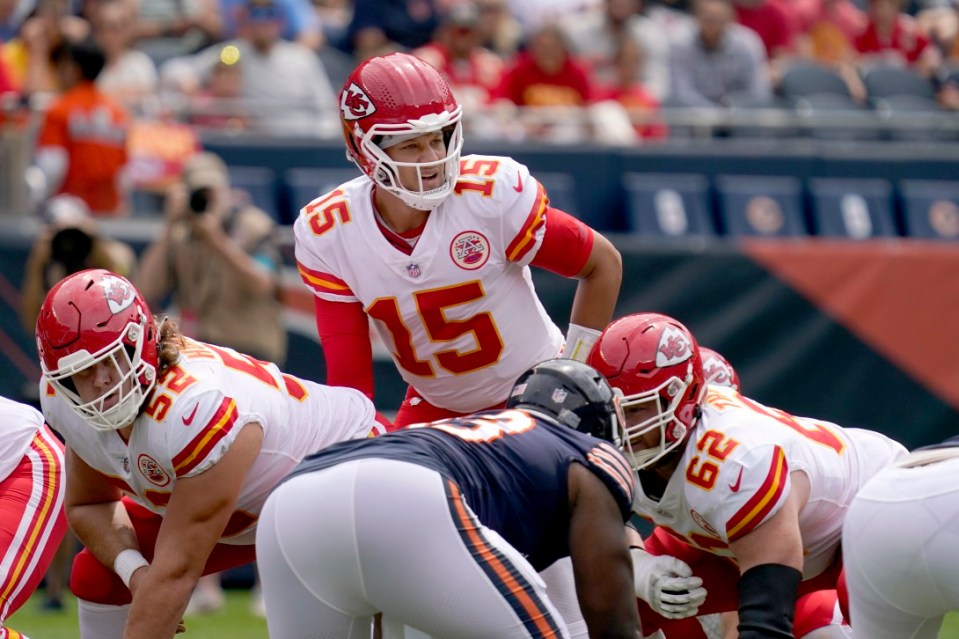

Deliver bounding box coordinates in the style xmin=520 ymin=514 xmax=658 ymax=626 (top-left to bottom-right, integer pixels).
xmin=729 ymin=467 xmax=744 ymax=492
xmin=182 ymin=403 xmax=199 ymax=426
xmin=513 ymin=172 xmax=523 ymax=192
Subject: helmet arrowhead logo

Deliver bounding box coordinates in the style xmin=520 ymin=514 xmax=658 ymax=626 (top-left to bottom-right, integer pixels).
xmin=340 ymin=83 xmax=376 ymax=120
xmin=101 ymin=274 xmax=136 ymax=315
xmin=655 ymin=325 xmax=692 ymax=367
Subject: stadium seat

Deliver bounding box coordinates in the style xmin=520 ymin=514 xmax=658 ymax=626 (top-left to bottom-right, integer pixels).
xmin=899 ymin=180 xmax=959 ymax=240
xmin=780 ymin=63 xmax=852 ymax=101
xmin=807 ymin=178 xmax=897 ymax=239
xmin=715 ymin=175 xmax=807 ymax=237
xmin=779 ymin=63 xmax=877 ymax=140
xmin=285 ymin=167 xmax=360 ymax=220
xmin=227 ymin=166 xmax=279 ymax=222
xmin=861 ymin=65 xmax=936 ymax=102
xmin=622 ymin=172 xmax=715 ymax=238
xmin=861 ymin=65 xmax=943 ymax=140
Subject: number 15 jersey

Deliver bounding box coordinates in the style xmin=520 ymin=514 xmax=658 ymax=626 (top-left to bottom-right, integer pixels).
xmin=293 ymin=155 xmax=564 ymax=414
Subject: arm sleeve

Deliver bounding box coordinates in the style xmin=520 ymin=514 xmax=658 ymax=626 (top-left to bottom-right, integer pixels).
xmin=313 ymin=296 xmax=375 ymax=400
xmin=530 ymin=208 xmax=594 ymax=277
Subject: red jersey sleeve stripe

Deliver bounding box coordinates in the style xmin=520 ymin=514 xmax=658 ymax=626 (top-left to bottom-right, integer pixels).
xmin=296 ymin=262 xmax=354 ymax=296
xmin=172 ymin=398 xmax=238 ymax=477
xmin=726 ymin=447 xmax=789 ymax=542
xmin=505 ymin=181 xmax=548 ymax=263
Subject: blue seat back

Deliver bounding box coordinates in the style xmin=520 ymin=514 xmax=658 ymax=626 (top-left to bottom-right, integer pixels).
xmin=808 ymin=178 xmax=896 ymax=238
xmin=715 ymin=175 xmax=806 ymax=237
xmin=623 ymin=173 xmax=715 ymax=238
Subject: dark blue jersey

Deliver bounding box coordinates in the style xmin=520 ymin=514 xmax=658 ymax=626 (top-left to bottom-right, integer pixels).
xmin=285 ymin=409 xmax=635 ymax=570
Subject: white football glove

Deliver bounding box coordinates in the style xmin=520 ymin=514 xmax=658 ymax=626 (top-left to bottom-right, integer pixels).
xmin=630 ymin=547 xmax=708 ymax=620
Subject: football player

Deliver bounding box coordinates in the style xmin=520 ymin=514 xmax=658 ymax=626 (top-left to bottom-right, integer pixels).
xmin=35 ymin=269 xmax=381 ymax=639
xmin=587 ymin=312 xmax=907 ymax=639
xmin=700 ymin=346 xmax=740 ymax=392
xmin=256 ymin=359 xmax=640 ymax=638
xmin=0 ymin=396 xmax=66 ymax=638
xmin=842 ymin=434 xmax=959 ymax=639
xmin=294 ymin=52 xmax=622 ymax=429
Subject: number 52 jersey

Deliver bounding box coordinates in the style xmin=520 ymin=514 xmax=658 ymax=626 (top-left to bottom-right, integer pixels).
xmin=634 ymin=386 xmax=907 ymax=578
xmin=293 ymin=155 xmax=565 ymax=414
xmin=41 ymin=338 xmax=377 ymax=544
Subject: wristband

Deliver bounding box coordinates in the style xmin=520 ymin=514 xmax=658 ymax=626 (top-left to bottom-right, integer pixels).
xmin=563 ymin=323 xmax=602 ymax=363
xmin=114 ymin=549 xmax=149 ymax=589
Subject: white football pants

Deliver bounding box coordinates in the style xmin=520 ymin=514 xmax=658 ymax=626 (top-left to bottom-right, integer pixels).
xmin=842 ymin=456 xmax=959 ymax=639
xmin=256 ymin=458 xmax=571 ymax=639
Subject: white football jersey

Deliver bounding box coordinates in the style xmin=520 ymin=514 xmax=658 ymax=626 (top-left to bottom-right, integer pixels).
xmin=633 ymin=386 xmax=907 ymax=578
xmin=0 ymin=396 xmax=47 ymax=482
xmin=41 ymin=338 xmax=376 ymax=545
xmin=294 ymin=155 xmax=564 ymax=413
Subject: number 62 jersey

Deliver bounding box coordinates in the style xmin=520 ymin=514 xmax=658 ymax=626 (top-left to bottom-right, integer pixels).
xmin=634 ymin=386 xmax=907 ymax=578
xmin=41 ymin=338 xmax=377 ymax=544
xmin=293 ymin=155 xmax=565 ymax=414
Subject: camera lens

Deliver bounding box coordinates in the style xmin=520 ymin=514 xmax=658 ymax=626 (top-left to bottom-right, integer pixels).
xmin=189 ymin=188 xmax=212 ymax=214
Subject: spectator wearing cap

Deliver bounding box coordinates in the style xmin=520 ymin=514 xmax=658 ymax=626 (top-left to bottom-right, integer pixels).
xmin=136 ymin=151 xmax=286 ymax=365
xmin=220 ymin=0 xmax=323 ymax=50
xmin=412 ymin=2 xmax=504 ymax=112
xmin=346 ymin=0 xmax=441 ymax=60
xmin=21 ymin=193 xmax=137 ymax=331
xmin=161 ymin=0 xmax=337 ymax=137
xmin=32 ymin=36 xmax=130 ymax=216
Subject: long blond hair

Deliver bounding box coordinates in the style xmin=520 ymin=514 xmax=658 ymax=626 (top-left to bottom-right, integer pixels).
xmin=156 ymin=316 xmax=186 ymax=376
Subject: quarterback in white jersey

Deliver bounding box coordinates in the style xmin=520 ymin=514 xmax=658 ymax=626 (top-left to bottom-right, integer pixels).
xmin=294 ymin=52 xmax=622 ymax=428
xmin=588 ymin=313 xmax=906 ymax=639
xmin=35 ymin=269 xmax=377 ymax=639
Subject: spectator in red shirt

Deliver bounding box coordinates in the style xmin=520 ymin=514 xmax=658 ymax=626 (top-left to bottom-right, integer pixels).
xmin=855 ymin=0 xmax=940 ymax=75
xmin=493 ymin=23 xmax=595 ymax=141
xmin=412 ymin=2 xmax=504 ymax=112
xmin=495 ymin=23 xmax=593 ymax=107
xmin=733 ymin=0 xmax=798 ymax=85
xmin=33 ymin=37 xmax=130 ymax=216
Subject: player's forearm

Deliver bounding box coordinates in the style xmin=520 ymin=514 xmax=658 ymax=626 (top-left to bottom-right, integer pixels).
xmin=124 ymin=569 xmax=197 ymax=639
xmin=67 ymin=500 xmax=140 ymax=570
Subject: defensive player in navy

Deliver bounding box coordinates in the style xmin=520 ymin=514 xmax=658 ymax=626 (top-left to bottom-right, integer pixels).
xmin=842 ymin=434 xmax=959 ymax=639
xmin=35 ymin=269 xmax=380 ymax=639
xmin=256 ymin=359 xmax=641 ymax=639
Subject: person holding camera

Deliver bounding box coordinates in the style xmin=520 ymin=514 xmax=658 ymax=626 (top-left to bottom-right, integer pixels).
xmin=21 ymin=194 xmax=136 ymax=333
xmin=136 ymin=151 xmax=285 ymax=366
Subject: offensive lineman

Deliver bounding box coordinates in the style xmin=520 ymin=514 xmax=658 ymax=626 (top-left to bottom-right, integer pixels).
xmin=35 ymin=269 xmax=379 ymax=639
xmin=587 ymin=312 xmax=907 ymax=639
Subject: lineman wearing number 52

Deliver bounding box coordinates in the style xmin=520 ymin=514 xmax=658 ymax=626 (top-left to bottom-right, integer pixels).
xmin=35 ymin=269 xmax=382 ymax=639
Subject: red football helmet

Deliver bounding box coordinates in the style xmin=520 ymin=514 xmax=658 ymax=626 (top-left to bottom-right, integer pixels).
xmin=700 ymin=346 xmax=740 ymax=391
xmin=36 ymin=269 xmax=159 ymax=432
xmin=587 ymin=313 xmax=706 ymax=470
xmin=339 ymin=52 xmax=464 ymax=211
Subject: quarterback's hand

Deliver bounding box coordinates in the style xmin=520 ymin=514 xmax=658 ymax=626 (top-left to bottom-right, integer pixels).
xmin=631 ymin=547 xmax=707 ymax=619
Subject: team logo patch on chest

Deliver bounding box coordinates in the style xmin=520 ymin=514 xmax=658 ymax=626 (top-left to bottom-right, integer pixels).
xmin=138 ymin=454 xmax=171 ymax=487
xmin=449 ymin=231 xmax=490 ymax=270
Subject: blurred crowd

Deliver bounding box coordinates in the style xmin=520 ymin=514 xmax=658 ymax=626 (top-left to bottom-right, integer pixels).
xmin=0 ymin=0 xmax=958 ymax=217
